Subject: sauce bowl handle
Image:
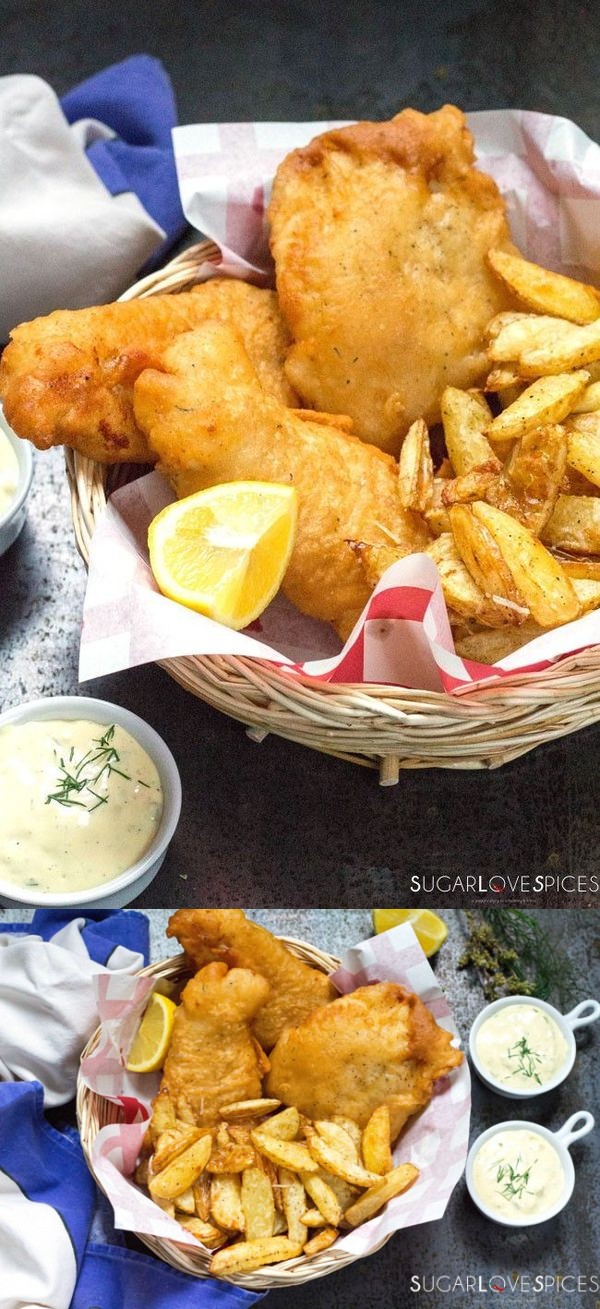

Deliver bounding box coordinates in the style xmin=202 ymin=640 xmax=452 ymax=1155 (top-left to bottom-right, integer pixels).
xmin=563 ymin=999 xmax=600 ymax=1030
xmin=553 ymin=1112 xmax=595 ymax=1149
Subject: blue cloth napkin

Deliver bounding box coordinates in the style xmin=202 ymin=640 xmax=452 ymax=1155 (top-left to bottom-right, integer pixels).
xmin=61 ymin=55 xmax=187 ymax=271
xmin=0 ymin=1082 xmax=262 ymax=1309
xmin=1 ymin=908 xmax=150 ymax=966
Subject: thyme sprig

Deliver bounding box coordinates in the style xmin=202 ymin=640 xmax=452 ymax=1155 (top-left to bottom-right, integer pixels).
xmin=45 ymin=724 xmax=131 ymax=812
xmin=493 ymin=1154 xmax=536 ymax=1201
xmin=507 ymin=1036 xmax=542 ymax=1083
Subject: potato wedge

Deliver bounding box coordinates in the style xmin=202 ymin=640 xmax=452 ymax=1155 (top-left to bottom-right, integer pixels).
xmin=134 ymin=1156 xmax=150 ymax=1188
xmin=504 ymin=423 xmax=567 ymax=534
xmin=331 ymin=1118 xmax=363 ymax=1154
xmin=518 ymin=319 xmax=600 ymax=376
xmin=193 ymin=1174 xmax=211 ymax=1222
xmin=485 ymin=367 xmax=523 ymax=392
xmin=278 ymin=1167 xmax=307 ymax=1245
xmin=149 ymin=1134 xmax=212 ymax=1200
xmin=487 ymin=312 xmax=576 ymax=366
xmin=571 ymin=577 xmax=600 ymax=614
xmin=361 ymin=1106 xmax=393 ymax=1176
xmin=398 ymin=417 xmax=433 ymax=512
xmin=487 ymin=373 xmax=589 ymax=442
xmin=152 ymin=1126 xmax=207 ymax=1175
xmin=488 ymin=248 xmax=600 ymax=324
xmin=343 ymin=1164 xmax=420 ymax=1227
xmin=543 ymin=495 xmax=600 ymax=554
xmin=427 ymin=534 xmax=518 ymax=628
xmin=305 ymin=1131 xmax=380 ymax=1187
xmin=207 ymin=1143 xmax=256 ymax=1174
xmin=177 ymin=1216 xmax=228 ymax=1249
xmin=319 ymin=1171 xmax=358 ymax=1212
xmin=210 ymin=1174 xmax=245 ymax=1233
xmin=301 ymin=1207 xmax=328 ymax=1227
xmin=210 ymin=1237 xmax=304 ymax=1276
xmin=441 ymin=387 xmax=499 ymax=474
xmin=470 ymin=502 xmax=579 ymax=627
xmin=252 ymin=1129 xmax=318 ymax=1174
xmin=219 ymin=1098 xmax=281 ymax=1120
xmin=449 ymin=505 xmax=528 ymax=617
xmin=149 ymin=1087 xmax=177 ymax=1144
xmin=572 ymin=380 xmax=600 ymax=414
xmin=566 ymin=413 xmax=600 ymax=489
xmin=554 ymin=555 xmax=600 ymax=580
xmin=300 ymin=1171 xmax=343 ymax=1226
xmin=256 ymin=1107 xmax=301 ymax=1141
xmin=454 ymin=620 xmax=545 ymax=663
xmin=303 ymin=1227 xmax=339 ymax=1256
xmin=313 ymin=1121 xmax=358 ymax=1162
xmin=241 ymin=1166 xmax=275 ymax=1242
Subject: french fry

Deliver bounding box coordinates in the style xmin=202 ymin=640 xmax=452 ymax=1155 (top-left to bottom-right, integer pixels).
xmin=487 ymin=312 xmax=576 ymax=366
xmin=485 ymin=367 xmax=523 ymax=392
xmin=256 ymin=1107 xmax=300 ymax=1140
xmin=572 ymin=380 xmax=600 ymax=413
xmin=210 ymin=1174 xmax=245 ymax=1232
xmin=454 ymin=620 xmax=545 ymax=663
xmin=273 ymin=1210 xmax=288 ymax=1235
xmin=207 ymin=1143 xmax=256 ymax=1174
xmin=361 ymin=1106 xmax=393 ymax=1176
xmin=470 ymin=501 xmax=579 ymax=627
xmin=441 ymin=387 xmax=500 ymax=474
xmin=149 ymin=1134 xmax=212 ymax=1200
xmin=152 ymin=1126 xmax=207 ymax=1174
xmin=149 ymin=1087 xmax=177 ymax=1144
xmin=319 ymin=1170 xmax=358 ymax=1212
xmin=301 ymin=1207 xmax=328 ymax=1227
xmin=279 ymin=1167 xmax=308 ymax=1245
xmin=398 ymin=418 xmax=433 ymax=512
xmin=449 ymin=505 xmax=528 ymax=617
xmin=343 ymin=1164 xmax=420 ymax=1227
xmin=303 ymin=1227 xmax=339 ymax=1256
xmin=542 ymin=495 xmax=600 ymax=554
xmin=571 ymin=577 xmax=600 ymax=614
xmin=488 ymin=248 xmax=600 ymax=324
xmin=219 ymin=1098 xmax=281 ymax=1120
xmin=313 ymin=1121 xmax=358 ymax=1162
xmin=175 ymin=1187 xmax=196 ymax=1215
xmin=518 ymin=319 xmax=600 ymax=376
xmin=300 ymin=1171 xmax=343 ymax=1226
xmin=503 ymin=423 xmax=567 ymax=534
xmin=177 ymin=1216 xmax=228 ymax=1250
xmin=252 ymin=1129 xmax=318 ymax=1174
xmin=210 ymin=1237 xmax=303 ymax=1276
xmin=566 ymin=414 xmax=600 ymax=489
xmin=554 ymin=555 xmax=600 ymax=580
xmin=486 ymin=373 xmax=589 ymax=442
xmin=193 ymin=1174 xmax=212 ymax=1222
xmin=241 ymin=1166 xmax=276 ymax=1241
xmin=424 ymin=478 xmax=453 ymax=536
xmin=305 ymin=1130 xmax=380 ymax=1188
xmin=427 ymin=534 xmax=517 ymax=627
xmin=134 ymin=1156 xmax=150 ymax=1187
xmin=331 ymin=1118 xmax=364 ymax=1154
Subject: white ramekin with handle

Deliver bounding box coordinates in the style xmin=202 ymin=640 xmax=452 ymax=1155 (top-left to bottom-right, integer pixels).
xmin=0 ymin=408 xmax=33 ymax=556
xmin=466 ymin=1111 xmax=595 ymax=1227
xmin=469 ymin=994 xmax=600 ymax=1098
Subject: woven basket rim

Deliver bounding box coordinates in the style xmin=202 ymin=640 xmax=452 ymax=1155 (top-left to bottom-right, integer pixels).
xmin=76 ymin=936 xmax=396 ymax=1289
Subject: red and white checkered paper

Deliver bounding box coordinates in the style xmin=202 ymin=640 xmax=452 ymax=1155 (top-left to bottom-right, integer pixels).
xmin=78 ymin=924 xmax=470 ymax=1256
xmin=79 ymin=110 xmax=600 ymax=693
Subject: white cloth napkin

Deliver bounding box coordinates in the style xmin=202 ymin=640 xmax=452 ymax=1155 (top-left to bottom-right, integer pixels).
xmin=0 ymin=74 xmax=163 ymax=342
xmin=0 ymin=919 xmax=144 ymax=1106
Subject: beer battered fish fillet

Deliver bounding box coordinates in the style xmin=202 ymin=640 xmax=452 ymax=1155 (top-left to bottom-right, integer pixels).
xmin=0 ymin=279 xmax=297 ymax=463
xmin=167 ymin=909 xmax=336 ymax=1051
xmin=269 ymin=104 xmax=516 ymax=453
xmin=133 ymin=321 xmax=430 ymax=638
xmin=266 ymin=983 xmax=463 ymax=1139
xmin=160 ymin=962 xmax=270 ymax=1127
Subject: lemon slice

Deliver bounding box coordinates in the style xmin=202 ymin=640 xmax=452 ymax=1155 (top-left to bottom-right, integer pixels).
xmin=125 ymin=991 xmax=177 ymax=1073
xmin=372 ymin=908 xmax=448 ymax=958
xmin=148 ymin=481 xmax=297 ymax=630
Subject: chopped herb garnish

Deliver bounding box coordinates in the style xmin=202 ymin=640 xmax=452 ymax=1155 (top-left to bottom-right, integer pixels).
xmin=507 ymin=1036 xmax=542 ymax=1083
xmin=45 ymin=724 xmax=131 ymax=813
xmin=493 ymin=1154 xmax=536 ymax=1201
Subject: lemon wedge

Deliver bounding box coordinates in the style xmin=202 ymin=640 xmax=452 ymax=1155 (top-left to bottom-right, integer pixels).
xmin=372 ymin=908 xmax=448 ymax=958
xmin=125 ymin=991 xmax=177 ymax=1073
xmin=148 ymin=481 xmax=297 ymax=630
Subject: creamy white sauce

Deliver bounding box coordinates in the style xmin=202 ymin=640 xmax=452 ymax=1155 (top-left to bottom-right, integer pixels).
xmin=472 ymin=1129 xmax=564 ymax=1220
xmin=0 ymin=430 xmax=19 ymax=517
xmin=475 ymin=1005 xmax=568 ymax=1090
xmin=0 ymin=719 xmax=163 ymax=892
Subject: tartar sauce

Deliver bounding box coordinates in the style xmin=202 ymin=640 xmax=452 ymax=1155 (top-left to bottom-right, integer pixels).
xmin=0 ymin=719 xmax=163 ymax=892
xmin=475 ymin=1005 xmax=568 ymax=1090
xmin=472 ymin=1129 xmax=564 ymax=1221
xmin=0 ymin=428 xmax=19 ymax=517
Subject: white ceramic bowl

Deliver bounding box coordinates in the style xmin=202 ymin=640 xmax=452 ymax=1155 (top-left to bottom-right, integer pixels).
xmin=0 ymin=407 xmax=33 ymax=556
xmin=469 ymin=994 xmax=600 ymax=1098
xmin=466 ymin=1111 xmax=594 ymax=1227
xmin=0 ymin=696 xmax=181 ymax=909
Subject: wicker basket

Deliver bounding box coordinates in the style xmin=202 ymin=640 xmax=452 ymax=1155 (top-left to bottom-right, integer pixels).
xmin=66 ymin=242 xmax=600 ymax=783
xmin=76 ymin=937 xmax=398 ymax=1289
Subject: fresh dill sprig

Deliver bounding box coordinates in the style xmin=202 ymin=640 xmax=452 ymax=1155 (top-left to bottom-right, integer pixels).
xmin=493 ymin=1154 xmax=536 ymax=1201
xmin=458 ymin=909 xmax=577 ymax=1007
xmin=507 ymin=1036 xmax=542 ymax=1083
xmin=45 ymin=724 xmax=131 ymax=812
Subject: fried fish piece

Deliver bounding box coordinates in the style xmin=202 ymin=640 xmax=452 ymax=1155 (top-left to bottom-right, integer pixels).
xmin=133 ymin=321 xmax=430 ymax=638
xmin=167 ymin=910 xmax=336 ymax=1051
xmin=159 ymin=962 xmax=270 ymax=1127
xmin=0 ymin=279 xmax=297 ymax=463
xmin=269 ymin=104 xmax=515 ymax=454
xmin=266 ymin=982 xmax=463 ymax=1140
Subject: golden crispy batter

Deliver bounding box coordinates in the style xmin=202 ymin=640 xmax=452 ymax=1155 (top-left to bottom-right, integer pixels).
xmin=133 ymin=321 xmax=430 ymax=638
xmin=269 ymin=104 xmax=515 ymax=454
xmin=0 ymin=279 xmax=297 ymax=463
xmin=167 ymin=910 xmax=335 ymax=1051
xmin=266 ymin=982 xmax=463 ymax=1140
xmin=160 ymin=962 xmax=270 ymax=1127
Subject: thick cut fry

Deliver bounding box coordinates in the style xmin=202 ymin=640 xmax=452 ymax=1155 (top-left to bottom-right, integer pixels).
xmin=279 ymin=1167 xmax=308 ymax=1245
xmin=210 ymin=1237 xmax=303 ymax=1276
xmin=300 ymin=1172 xmax=343 ymax=1226
xmin=305 ymin=1132 xmax=380 ymax=1188
xmin=343 ymin=1164 xmax=420 ymax=1227
xmin=175 ymin=1188 xmax=196 ymax=1215
xmin=571 ymin=578 xmax=600 ymax=614
xmin=427 ymin=534 xmax=519 ymax=627
xmin=318 ymin=1171 xmax=358 ymax=1212
xmin=219 ymin=1099 xmax=282 ymax=1120
xmin=152 ymin=1126 xmax=207 ymax=1174
xmin=252 ymin=1130 xmax=318 ymax=1174
xmin=241 ymin=1167 xmax=276 ymax=1241
xmin=555 ymin=555 xmax=600 ymax=580
xmin=149 ymin=1134 xmax=212 ymax=1200
xmin=518 ymin=319 xmax=600 ymax=376
xmin=303 ymin=1227 xmax=339 ymax=1256
xmin=257 ymin=1107 xmax=301 ymax=1140
xmin=398 ymin=418 xmax=433 ymax=512
xmin=487 ymin=313 xmax=578 ymax=369
xmin=543 ymin=495 xmax=600 ymax=554
xmin=449 ymin=505 xmax=528 ymax=617
xmin=485 ymin=367 xmax=523 ymax=392
xmin=488 ymin=248 xmax=600 ymax=324
xmin=441 ymin=462 xmax=505 ymax=509
xmin=207 ymin=1143 xmax=256 ymax=1174
xmin=149 ymin=1087 xmax=177 ymax=1144
xmin=454 ymin=620 xmax=545 ymax=663
xmin=566 ymin=414 xmax=600 ymax=489
xmin=313 ymin=1121 xmax=358 ymax=1162
xmin=210 ymin=1174 xmax=245 ymax=1233
xmin=504 ymin=423 xmax=567 ymax=534
xmin=425 ymin=478 xmax=453 ymax=536
xmin=193 ymin=1175 xmax=212 ymax=1222
xmin=361 ymin=1106 xmax=393 ymax=1176
xmin=470 ymin=501 xmax=579 ymax=627
xmin=177 ymin=1216 xmax=228 ymax=1249
xmin=134 ymin=1157 xmax=150 ymax=1187
xmin=301 ymin=1208 xmax=328 ymax=1227
xmin=572 ymin=380 xmax=600 ymax=414
xmin=487 ymin=373 xmax=589 ymax=442
xmin=441 ymin=387 xmax=499 ymax=474
xmin=331 ymin=1119 xmax=363 ymax=1153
